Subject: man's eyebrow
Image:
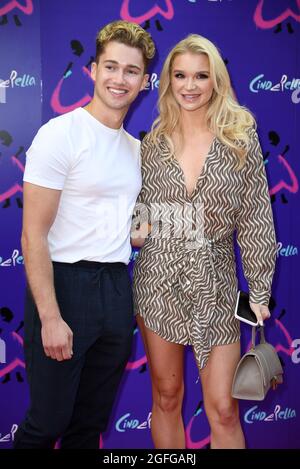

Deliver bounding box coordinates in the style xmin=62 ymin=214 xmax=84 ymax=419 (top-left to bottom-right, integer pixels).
xmin=104 ymin=60 xmax=142 ymax=71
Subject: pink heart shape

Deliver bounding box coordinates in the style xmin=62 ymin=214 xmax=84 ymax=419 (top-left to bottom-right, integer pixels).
xmin=269 ymin=155 xmax=299 ymax=196
xmin=0 ymin=0 xmax=33 ymax=16
xmin=120 ymin=0 xmax=174 ymax=24
xmin=254 ymin=0 xmax=300 ymax=29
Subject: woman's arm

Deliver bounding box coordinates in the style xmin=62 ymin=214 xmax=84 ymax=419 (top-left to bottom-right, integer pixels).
xmin=236 ymin=129 xmax=277 ymax=322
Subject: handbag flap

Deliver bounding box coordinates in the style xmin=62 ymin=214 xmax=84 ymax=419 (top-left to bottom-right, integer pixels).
xmin=254 ymin=343 xmax=283 ymax=379
xmin=244 ymin=343 xmax=283 ymax=387
xmin=232 ymin=354 xmax=265 ymax=400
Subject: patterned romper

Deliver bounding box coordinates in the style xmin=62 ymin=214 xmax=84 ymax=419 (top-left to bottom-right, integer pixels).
xmin=133 ymin=129 xmax=276 ymax=370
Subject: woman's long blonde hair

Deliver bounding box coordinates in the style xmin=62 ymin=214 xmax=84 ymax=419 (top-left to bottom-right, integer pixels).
xmin=150 ymin=34 xmax=255 ymax=166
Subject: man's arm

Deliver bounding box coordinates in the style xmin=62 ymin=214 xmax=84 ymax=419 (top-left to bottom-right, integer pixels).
xmin=22 ymin=182 xmax=73 ymax=362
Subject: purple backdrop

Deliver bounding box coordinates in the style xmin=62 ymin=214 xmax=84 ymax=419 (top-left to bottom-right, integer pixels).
xmin=0 ymin=0 xmax=299 ymax=449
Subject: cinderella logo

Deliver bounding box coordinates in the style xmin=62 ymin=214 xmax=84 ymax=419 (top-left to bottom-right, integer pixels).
xmin=250 ymin=74 xmax=300 ymax=93
xmin=0 ymin=70 xmax=36 ymax=89
xmin=144 ymin=73 xmax=159 ymax=91
xmin=244 ymin=405 xmax=296 ymax=424
xmin=0 ymin=249 xmax=24 ymax=267
xmin=0 ymin=70 xmax=36 ymax=104
xmin=0 ymin=424 xmax=18 ymax=443
xmin=115 ymin=412 xmax=151 ymax=433
xmin=114 ymin=407 xmax=211 ymax=448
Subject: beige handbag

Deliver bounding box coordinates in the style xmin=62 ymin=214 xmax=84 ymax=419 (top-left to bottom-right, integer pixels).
xmin=232 ymin=326 xmax=283 ymax=400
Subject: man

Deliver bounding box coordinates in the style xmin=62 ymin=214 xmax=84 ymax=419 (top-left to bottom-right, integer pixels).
xmin=13 ymin=20 xmax=155 ymax=449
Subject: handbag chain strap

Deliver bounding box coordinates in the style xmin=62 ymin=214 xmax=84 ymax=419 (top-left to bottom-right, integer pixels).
xmin=251 ymin=326 xmax=281 ymax=390
xmin=251 ymin=325 xmax=266 ymax=349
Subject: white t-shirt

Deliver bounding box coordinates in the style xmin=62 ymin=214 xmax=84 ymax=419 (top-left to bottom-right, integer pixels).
xmin=23 ymin=107 xmax=141 ymax=264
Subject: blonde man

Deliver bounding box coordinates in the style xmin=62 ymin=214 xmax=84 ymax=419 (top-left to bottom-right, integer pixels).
xmin=14 ymin=21 xmax=155 ymax=449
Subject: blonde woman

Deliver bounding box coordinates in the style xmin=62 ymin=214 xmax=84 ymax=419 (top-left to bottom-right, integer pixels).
xmin=131 ymin=34 xmax=276 ymax=449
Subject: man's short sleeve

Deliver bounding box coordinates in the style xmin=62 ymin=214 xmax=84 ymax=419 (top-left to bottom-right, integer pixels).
xmin=23 ymin=118 xmax=72 ymax=190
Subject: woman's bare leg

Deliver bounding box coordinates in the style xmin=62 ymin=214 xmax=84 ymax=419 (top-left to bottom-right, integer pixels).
xmin=137 ymin=314 xmax=185 ymax=448
xmin=199 ymin=342 xmax=245 ymax=449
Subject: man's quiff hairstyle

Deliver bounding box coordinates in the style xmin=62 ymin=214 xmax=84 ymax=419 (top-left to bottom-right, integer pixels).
xmin=95 ymin=20 xmax=155 ymax=70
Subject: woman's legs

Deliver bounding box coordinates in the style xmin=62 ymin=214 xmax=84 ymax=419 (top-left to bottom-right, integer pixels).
xmin=137 ymin=315 xmax=185 ymax=448
xmin=199 ymin=341 xmax=245 ymax=449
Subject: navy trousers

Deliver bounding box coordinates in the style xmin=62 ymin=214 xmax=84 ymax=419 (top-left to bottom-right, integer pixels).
xmin=13 ymin=261 xmax=134 ymax=449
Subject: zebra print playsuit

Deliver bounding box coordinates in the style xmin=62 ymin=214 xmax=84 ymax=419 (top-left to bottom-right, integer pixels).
xmin=132 ymin=129 xmax=276 ymax=370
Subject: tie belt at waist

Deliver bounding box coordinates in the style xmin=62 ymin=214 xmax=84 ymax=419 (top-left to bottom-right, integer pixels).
xmin=144 ymin=235 xmax=234 ymax=297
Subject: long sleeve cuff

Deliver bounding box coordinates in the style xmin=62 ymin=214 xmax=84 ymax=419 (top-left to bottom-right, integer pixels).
xmin=249 ymin=289 xmax=271 ymax=306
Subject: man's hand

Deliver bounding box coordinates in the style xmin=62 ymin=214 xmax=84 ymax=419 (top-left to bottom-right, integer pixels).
xmin=250 ymin=303 xmax=271 ymax=326
xmin=41 ymin=316 xmax=73 ymax=361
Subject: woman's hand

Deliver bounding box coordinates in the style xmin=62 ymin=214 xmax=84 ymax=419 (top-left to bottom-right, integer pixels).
xmin=130 ymin=222 xmax=151 ymax=248
xmin=250 ymin=302 xmax=271 ymax=326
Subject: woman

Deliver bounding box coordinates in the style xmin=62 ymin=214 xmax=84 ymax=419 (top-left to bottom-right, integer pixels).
xmin=131 ymin=34 xmax=276 ymax=449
